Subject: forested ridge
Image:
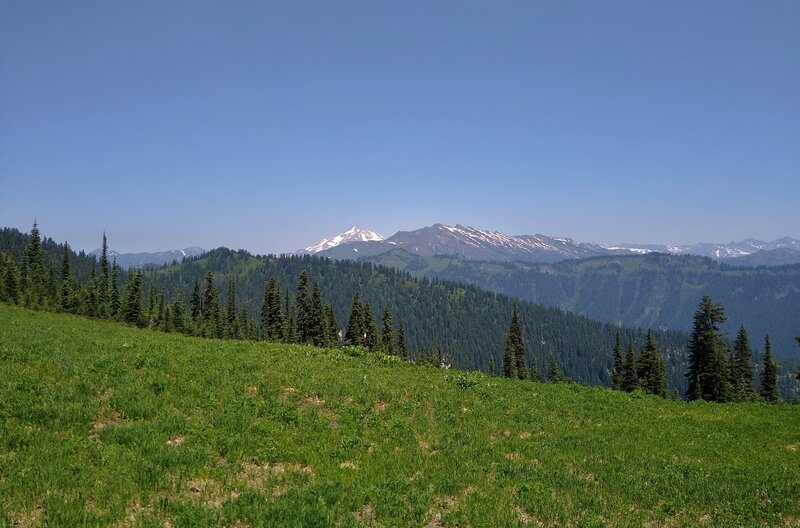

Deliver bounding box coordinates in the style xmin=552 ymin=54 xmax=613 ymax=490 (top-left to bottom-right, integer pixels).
xmin=360 ymin=249 xmax=800 ymax=359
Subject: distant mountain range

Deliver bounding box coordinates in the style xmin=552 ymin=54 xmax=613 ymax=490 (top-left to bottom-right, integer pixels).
xmin=302 ymin=224 xmax=800 ymax=266
xmin=89 ymin=247 xmax=206 ymax=268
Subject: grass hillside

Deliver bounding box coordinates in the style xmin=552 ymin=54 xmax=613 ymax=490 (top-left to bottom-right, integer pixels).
xmin=1 ymin=306 xmax=799 ymax=527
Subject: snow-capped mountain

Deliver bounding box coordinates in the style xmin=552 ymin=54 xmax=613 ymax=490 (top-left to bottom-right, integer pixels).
xmin=383 ymin=224 xmax=618 ymax=262
xmin=310 ymin=223 xmax=800 ymax=266
xmin=89 ymin=247 xmax=206 ymax=268
xmin=609 ymin=237 xmax=800 ymax=260
xmin=300 ymin=226 xmax=384 ymax=254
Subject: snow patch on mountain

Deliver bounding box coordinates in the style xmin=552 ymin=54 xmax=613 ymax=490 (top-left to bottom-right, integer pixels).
xmin=302 ymin=226 xmax=384 ymax=253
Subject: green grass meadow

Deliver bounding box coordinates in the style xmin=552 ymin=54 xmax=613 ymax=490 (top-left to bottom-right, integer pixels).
xmin=1 ymin=305 xmax=798 ymax=527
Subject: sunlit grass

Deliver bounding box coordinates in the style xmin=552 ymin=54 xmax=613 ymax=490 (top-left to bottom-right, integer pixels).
xmin=1 ymin=305 xmax=798 ymax=527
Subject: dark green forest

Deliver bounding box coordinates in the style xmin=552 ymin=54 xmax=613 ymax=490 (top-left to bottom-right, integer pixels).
xmin=359 ymin=249 xmax=800 ymax=360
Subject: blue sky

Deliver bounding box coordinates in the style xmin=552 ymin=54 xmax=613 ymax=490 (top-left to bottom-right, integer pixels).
xmin=1 ymin=1 xmax=798 ymax=253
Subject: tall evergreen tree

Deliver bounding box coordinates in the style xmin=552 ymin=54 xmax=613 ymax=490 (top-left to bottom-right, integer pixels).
xmin=489 ymin=355 xmax=496 ymax=376
xmin=261 ymin=277 xmax=284 ymax=341
xmin=362 ymin=302 xmax=379 ymax=352
xmin=295 ymin=271 xmax=312 ymax=343
xmin=622 ymin=339 xmax=638 ymax=392
xmin=611 ymin=328 xmax=623 ymax=390
xmin=282 ymin=287 xmax=296 ymax=343
xmin=225 ymin=276 xmax=238 ymax=339
xmin=326 ymin=304 xmax=339 ymax=346
xmin=148 ymin=285 xmax=158 ymax=327
xmin=110 ymin=259 xmax=120 ymax=320
xmin=502 ymin=304 xmax=527 ymax=379
xmin=172 ymin=299 xmax=186 ymax=333
xmin=0 ymin=254 xmax=20 ymax=305
xmin=86 ymin=264 xmax=99 ymax=317
xmin=309 ymin=281 xmax=328 ymax=347
xmin=98 ymin=232 xmax=110 ymax=316
xmin=190 ymin=279 xmax=201 ymax=322
xmin=547 ymin=351 xmax=567 ymax=383
xmin=760 ymin=335 xmax=781 ymax=402
xmin=381 ymin=307 xmax=395 ymax=355
xmin=528 ymin=359 xmax=542 ymax=382
xmin=201 ymin=272 xmax=221 ymax=337
xmin=22 ymin=221 xmax=47 ymax=307
xmin=397 ymin=323 xmax=408 ymax=359
xmin=686 ymin=296 xmax=730 ymax=402
xmin=344 ymin=293 xmax=365 ymax=346
xmin=121 ymin=271 xmax=144 ymax=327
xmin=729 ymin=324 xmax=756 ymax=401
xmin=637 ymin=330 xmax=668 ymax=398
xmin=502 ymin=331 xmax=517 ymax=379
xmin=59 ymin=243 xmax=76 ymax=313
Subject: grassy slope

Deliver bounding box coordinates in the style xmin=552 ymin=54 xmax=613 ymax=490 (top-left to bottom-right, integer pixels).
xmin=1 ymin=306 xmax=798 ymax=527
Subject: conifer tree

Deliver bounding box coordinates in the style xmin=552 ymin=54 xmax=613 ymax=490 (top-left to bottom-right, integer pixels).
xmin=397 ymin=324 xmax=408 ymax=359
xmin=760 ymin=335 xmax=781 ymax=402
xmin=622 ymin=340 xmax=638 ymax=392
xmin=201 ymin=272 xmax=221 ymax=337
xmin=529 ymin=360 xmax=542 ymax=382
xmin=362 ymin=302 xmax=379 ymax=351
xmin=381 ymin=307 xmax=395 ymax=355
xmin=172 ymin=299 xmax=186 ymax=334
xmin=148 ymin=285 xmax=158 ymax=327
xmin=225 ymin=276 xmax=238 ymax=339
xmin=295 ymin=271 xmax=312 ymax=343
xmin=98 ymin=232 xmax=110 ymax=316
xmin=547 ymin=351 xmax=567 ymax=383
xmin=729 ymin=324 xmax=756 ymax=401
xmin=59 ymin=243 xmax=76 ymax=313
xmin=282 ymin=287 xmax=296 ymax=343
xmin=502 ymin=304 xmax=526 ymax=379
xmin=22 ymin=221 xmax=47 ymax=307
xmin=326 ymin=304 xmax=339 ymax=346
xmin=344 ymin=293 xmax=364 ymax=346
xmin=190 ymin=279 xmax=201 ymax=322
xmin=121 ymin=271 xmax=144 ymax=327
xmin=261 ymin=277 xmax=284 ymax=341
xmin=611 ymin=328 xmax=623 ymax=390
xmin=686 ymin=296 xmax=730 ymax=402
xmin=110 ymin=259 xmax=120 ymax=319
xmin=86 ymin=264 xmax=99 ymax=317
xmin=637 ymin=330 xmax=668 ymax=398
xmin=489 ymin=355 xmax=496 ymax=376
xmin=156 ymin=293 xmax=166 ymax=330
xmin=0 ymin=254 xmax=20 ymax=304
xmin=502 ymin=332 xmax=516 ymax=379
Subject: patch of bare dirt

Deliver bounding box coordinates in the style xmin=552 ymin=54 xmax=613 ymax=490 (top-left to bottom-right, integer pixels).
xmin=11 ymin=505 xmax=42 ymax=528
xmin=352 ymin=504 xmax=376 ymax=526
xmin=89 ymin=409 xmax=126 ymax=436
xmin=166 ymin=436 xmax=185 ymax=447
xmin=186 ymin=478 xmax=229 ymax=508
xmin=303 ymin=395 xmax=325 ymax=406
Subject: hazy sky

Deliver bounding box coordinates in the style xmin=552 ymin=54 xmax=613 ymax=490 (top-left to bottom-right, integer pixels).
xmin=1 ymin=1 xmax=798 ymax=254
